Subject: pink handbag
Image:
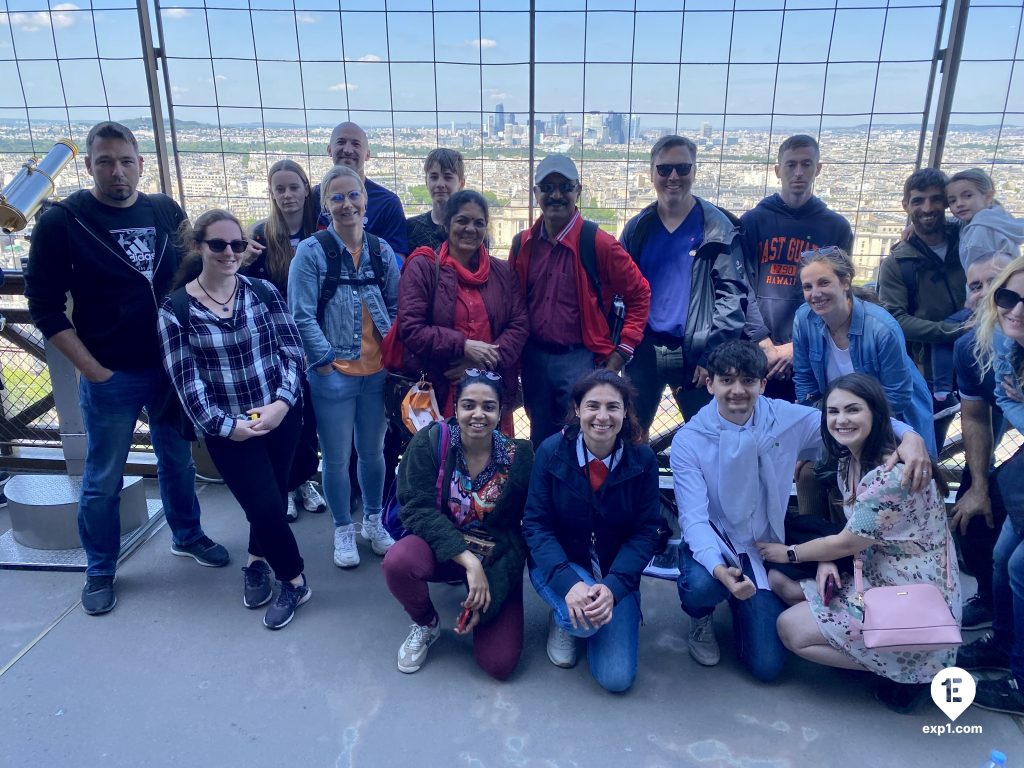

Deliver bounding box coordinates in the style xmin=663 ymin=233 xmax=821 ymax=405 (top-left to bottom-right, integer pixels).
xmin=853 ymin=542 xmax=962 ymax=653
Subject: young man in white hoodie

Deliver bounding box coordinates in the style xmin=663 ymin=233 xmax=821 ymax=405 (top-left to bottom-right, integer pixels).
xmin=670 ymin=340 xmax=930 ymax=681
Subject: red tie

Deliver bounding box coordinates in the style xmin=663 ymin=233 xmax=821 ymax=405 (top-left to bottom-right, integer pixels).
xmin=588 ymin=459 xmax=608 ymax=492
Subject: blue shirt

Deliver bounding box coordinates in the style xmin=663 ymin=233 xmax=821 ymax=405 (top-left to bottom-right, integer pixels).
xmin=954 ymin=325 xmax=1004 ymax=439
xmin=636 ymin=204 xmax=704 ymax=337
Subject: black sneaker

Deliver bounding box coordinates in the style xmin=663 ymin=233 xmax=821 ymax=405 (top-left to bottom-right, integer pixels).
xmin=263 ymin=575 xmax=311 ymax=630
xmin=957 ymin=633 xmax=1011 ymax=671
xmin=961 ymin=594 xmax=994 ymax=631
xmin=82 ymin=575 xmax=116 ymax=615
xmin=242 ymin=560 xmax=273 ymax=609
xmin=170 ymin=535 xmax=230 ymax=567
xmin=973 ymin=675 xmax=1024 ymax=717
xmin=873 ymin=678 xmax=928 ymax=714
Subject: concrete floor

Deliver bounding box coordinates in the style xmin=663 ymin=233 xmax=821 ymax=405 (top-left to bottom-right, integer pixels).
xmin=1 ymin=480 xmax=1021 ymax=768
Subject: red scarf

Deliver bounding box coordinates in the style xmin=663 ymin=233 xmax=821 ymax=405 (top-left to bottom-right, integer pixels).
xmin=440 ymin=241 xmax=493 ymax=346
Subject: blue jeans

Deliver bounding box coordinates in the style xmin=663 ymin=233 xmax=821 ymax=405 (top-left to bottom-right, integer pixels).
xmin=676 ymin=545 xmax=787 ymax=682
xmin=992 ymin=518 xmax=1024 ymax=685
xmin=530 ymin=564 xmax=641 ymax=693
xmin=308 ymin=368 xmax=386 ymax=527
xmin=79 ymin=367 xmax=203 ymax=577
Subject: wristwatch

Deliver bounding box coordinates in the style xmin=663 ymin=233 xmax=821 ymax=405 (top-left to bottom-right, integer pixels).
xmin=786 ymin=545 xmax=799 ymax=564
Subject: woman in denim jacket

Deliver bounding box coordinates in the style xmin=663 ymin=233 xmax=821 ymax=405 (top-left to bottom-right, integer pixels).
xmin=288 ymin=165 xmax=400 ymax=569
xmin=792 ymin=246 xmax=936 ymax=457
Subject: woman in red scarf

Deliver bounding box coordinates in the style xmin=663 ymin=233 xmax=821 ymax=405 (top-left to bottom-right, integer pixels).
xmin=398 ymin=190 xmax=529 ymax=435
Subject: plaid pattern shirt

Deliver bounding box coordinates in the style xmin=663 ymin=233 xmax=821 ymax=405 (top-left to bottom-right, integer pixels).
xmin=158 ymin=276 xmax=304 ymax=438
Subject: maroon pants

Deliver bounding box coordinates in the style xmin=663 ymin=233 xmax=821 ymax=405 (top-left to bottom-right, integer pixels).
xmin=382 ymin=535 xmax=524 ymax=681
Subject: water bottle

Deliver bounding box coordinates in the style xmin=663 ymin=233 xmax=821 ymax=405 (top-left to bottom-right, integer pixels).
xmin=979 ymin=749 xmax=1007 ymax=768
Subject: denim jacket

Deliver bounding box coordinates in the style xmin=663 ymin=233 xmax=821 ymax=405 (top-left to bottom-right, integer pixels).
xmin=792 ymin=297 xmax=937 ymax=457
xmin=994 ymin=331 xmax=1024 ymax=434
xmin=287 ymin=225 xmax=400 ymax=370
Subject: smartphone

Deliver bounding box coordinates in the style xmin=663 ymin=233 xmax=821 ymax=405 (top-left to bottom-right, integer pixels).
xmin=457 ymin=606 xmax=471 ymax=632
xmin=823 ymin=575 xmax=836 ymax=604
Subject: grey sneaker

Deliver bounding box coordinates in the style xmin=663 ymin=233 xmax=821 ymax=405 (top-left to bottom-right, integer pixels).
xmin=82 ymin=575 xmax=116 ymax=615
xmin=688 ymin=614 xmax=720 ymax=666
xmin=546 ymin=612 xmax=577 ymax=668
xmin=297 ymin=480 xmax=327 ymax=513
xmin=263 ymin=575 xmax=311 ymax=630
xmin=398 ymin=620 xmax=441 ymax=673
xmin=334 ymin=523 xmax=360 ymax=568
xmin=285 ymin=494 xmax=298 ymax=522
xmin=361 ymin=513 xmax=395 ymax=556
xmin=242 ymin=560 xmax=273 ymax=608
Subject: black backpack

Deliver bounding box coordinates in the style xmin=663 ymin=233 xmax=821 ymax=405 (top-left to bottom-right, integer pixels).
xmin=313 ymin=230 xmax=384 ymax=328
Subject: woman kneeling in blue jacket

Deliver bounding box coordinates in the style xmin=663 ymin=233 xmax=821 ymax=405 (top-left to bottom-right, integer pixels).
xmin=523 ymin=368 xmax=663 ymax=692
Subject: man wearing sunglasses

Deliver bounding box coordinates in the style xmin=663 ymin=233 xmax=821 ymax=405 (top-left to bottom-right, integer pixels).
xmin=741 ymin=134 xmax=853 ymax=402
xmin=878 ymin=167 xmax=968 ymax=447
xmin=312 ymin=121 xmax=408 ymax=262
xmin=619 ymin=135 xmax=748 ymax=435
xmin=25 ymin=121 xmax=227 ymax=616
xmin=509 ymin=154 xmax=650 ymax=447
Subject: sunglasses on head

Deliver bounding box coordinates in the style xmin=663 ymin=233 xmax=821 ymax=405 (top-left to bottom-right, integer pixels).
xmin=535 ymin=181 xmax=577 ymax=195
xmin=994 ymin=287 xmax=1024 ymax=311
xmin=799 ymin=245 xmax=843 ymax=260
xmin=655 ymin=163 xmax=693 ymax=178
xmin=465 ymin=368 xmax=501 ymax=381
xmin=202 ymin=238 xmax=248 ymax=254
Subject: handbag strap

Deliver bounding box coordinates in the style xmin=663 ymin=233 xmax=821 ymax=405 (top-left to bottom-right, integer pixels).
xmin=434 ymin=420 xmax=451 ymax=512
xmin=852 ymin=522 xmax=954 ymax=603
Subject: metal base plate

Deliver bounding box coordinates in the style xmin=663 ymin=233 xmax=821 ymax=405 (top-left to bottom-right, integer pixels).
xmin=0 ymin=499 xmax=164 ymax=571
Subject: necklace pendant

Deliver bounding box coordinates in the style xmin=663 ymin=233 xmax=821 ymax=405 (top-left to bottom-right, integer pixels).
xmin=221 ymin=305 xmax=229 ymax=313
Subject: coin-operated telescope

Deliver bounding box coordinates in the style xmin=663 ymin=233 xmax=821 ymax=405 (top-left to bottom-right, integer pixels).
xmin=0 ymin=139 xmax=78 ymax=233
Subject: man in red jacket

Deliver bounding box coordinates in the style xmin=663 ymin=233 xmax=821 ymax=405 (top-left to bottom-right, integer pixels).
xmin=509 ymin=155 xmax=650 ymax=447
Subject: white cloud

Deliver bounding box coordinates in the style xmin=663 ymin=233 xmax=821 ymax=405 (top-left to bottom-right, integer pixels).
xmin=463 ymin=38 xmax=496 ymax=49
xmin=485 ymin=89 xmax=510 ymax=101
xmin=296 ymin=13 xmax=315 ymax=24
xmin=0 ymin=3 xmax=79 ymax=32
xmin=356 ymin=54 xmax=382 ymax=62
xmin=171 ymin=85 xmax=189 ymax=98
xmin=206 ymin=74 xmax=227 ymax=83
xmin=162 ymin=7 xmax=189 ymax=19
xmin=329 ymin=82 xmax=358 ymax=92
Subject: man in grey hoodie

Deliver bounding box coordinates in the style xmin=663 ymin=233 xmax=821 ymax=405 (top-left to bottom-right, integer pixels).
xmin=741 ymin=135 xmax=853 ymax=402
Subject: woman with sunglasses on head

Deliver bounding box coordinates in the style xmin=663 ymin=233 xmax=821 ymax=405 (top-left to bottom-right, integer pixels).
xmin=523 ymin=369 xmax=663 ymax=692
xmin=791 ymin=246 xmax=936 ymax=457
xmin=756 ymin=373 xmax=958 ymax=714
xmin=288 ymin=165 xmax=400 ymax=570
xmin=964 ymin=255 xmax=1024 ymax=717
xmin=382 ymin=370 xmax=533 ymax=678
xmin=158 ymin=209 xmax=311 ymax=630
xmin=397 ymin=189 xmax=528 ymax=435
xmin=243 ymin=159 xmax=326 ymax=522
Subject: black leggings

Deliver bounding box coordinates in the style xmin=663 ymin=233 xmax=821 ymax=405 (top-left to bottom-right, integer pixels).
xmin=205 ymin=405 xmax=305 ymax=582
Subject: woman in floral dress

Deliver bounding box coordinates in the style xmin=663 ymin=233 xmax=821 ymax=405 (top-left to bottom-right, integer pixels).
xmin=758 ymin=373 xmax=960 ymax=712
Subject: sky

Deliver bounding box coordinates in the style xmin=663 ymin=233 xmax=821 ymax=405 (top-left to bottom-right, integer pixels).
xmin=0 ymin=0 xmax=1020 ymax=131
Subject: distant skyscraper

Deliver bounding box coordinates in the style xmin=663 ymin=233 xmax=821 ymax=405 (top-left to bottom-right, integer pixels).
xmin=551 ymin=112 xmax=567 ymax=137
xmin=606 ymin=112 xmax=625 ymax=145
xmin=701 ymin=121 xmax=712 ymax=139
xmin=583 ymin=112 xmax=603 ymax=142
xmin=629 ymin=115 xmax=641 ymax=142
xmin=495 ymin=103 xmax=505 ymax=135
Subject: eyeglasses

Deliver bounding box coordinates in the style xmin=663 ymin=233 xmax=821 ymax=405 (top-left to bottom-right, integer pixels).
xmin=994 ymin=287 xmax=1024 ymax=311
xmin=465 ymin=368 xmax=502 ymax=381
xmin=202 ymin=238 xmax=248 ymax=254
xmin=799 ymin=245 xmax=844 ymax=260
xmin=655 ymin=163 xmax=693 ymax=178
xmin=329 ymin=191 xmax=363 ymax=204
xmin=534 ymin=181 xmax=577 ymax=195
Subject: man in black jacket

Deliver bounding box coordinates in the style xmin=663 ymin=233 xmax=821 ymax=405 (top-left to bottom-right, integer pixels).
xmin=25 ymin=121 xmax=227 ymax=616
xmin=620 ymin=135 xmax=748 ymax=434
xmin=741 ymin=134 xmax=853 ymax=402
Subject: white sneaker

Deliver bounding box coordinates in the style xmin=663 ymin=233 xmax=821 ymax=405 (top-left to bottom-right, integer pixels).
xmin=297 ymin=480 xmax=327 ymax=513
xmin=361 ymin=513 xmax=395 ymax=556
xmin=546 ymin=612 xmax=577 ymax=668
xmin=688 ymin=614 xmax=720 ymax=666
xmin=285 ymin=494 xmax=298 ymax=522
xmin=333 ymin=524 xmax=360 ymax=568
xmin=397 ymin=620 xmax=441 ymax=674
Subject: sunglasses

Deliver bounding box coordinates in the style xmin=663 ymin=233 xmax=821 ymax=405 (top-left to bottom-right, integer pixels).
xmin=655 ymin=163 xmax=693 ymax=178
xmin=329 ymin=191 xmax=363 ymax=204
xmin=535 ymin=181 xmax=577 ymax=195
xmin=799 ymin=245 xmax=844 ymax=260
xmin=202 ymin=238 xmax=248 ymax=254
xmin=994 ymin=287 xmax=1024 ymax=311
xmin=465 ymin=368 xmax=501 ymax=381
